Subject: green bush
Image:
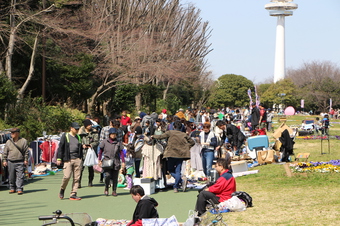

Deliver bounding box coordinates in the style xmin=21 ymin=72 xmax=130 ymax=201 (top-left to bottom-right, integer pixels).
xmin=4 ymin=96 xmax=84 ymax=141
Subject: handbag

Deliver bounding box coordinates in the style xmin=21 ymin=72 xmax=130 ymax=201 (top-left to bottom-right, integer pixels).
xmin=101 ymin=159 xmax=114 ymax=169
xmin=93 ymin=164 xmax=103 ymax=173
xmin=257 ymin=150 xmax=275 ymax=165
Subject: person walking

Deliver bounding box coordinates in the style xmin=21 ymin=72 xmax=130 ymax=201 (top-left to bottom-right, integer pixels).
xmin=98 ymin=128 xmax=125 ymax=196
xmin=152 ymin=121 xmax=195 ymax=193
xmin=79 ymin=119 xmax=99 ymax=187
xmin=2 ymin=128 xmax=29 ymax=195
xmin=57 ymin=122 xmax=83 ymax=200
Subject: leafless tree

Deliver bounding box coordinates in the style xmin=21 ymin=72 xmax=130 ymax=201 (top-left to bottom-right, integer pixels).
xmin=287 ymin=61 xmax=340 ymax=111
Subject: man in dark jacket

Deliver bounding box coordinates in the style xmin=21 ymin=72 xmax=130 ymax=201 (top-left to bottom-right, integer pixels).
xmin=216 ymin=120 xmax=245 ymax=156
xmin=57 ymin=122 xmax=83 ymax=200
xmin=250 ymin=102 xmax=260 ymax=130
xmin=127 ymin=185 xmax=159 ymax=226
xmin=2 ymin=128 xmax=29 ymax=195
xmin=152 ymin=121 xmax=195 ymax=193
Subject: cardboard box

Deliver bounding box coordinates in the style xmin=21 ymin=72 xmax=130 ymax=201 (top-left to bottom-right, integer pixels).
xmin=231 ymin=160 xmax=248 ymax=173
xmin=273 ymin=122 xmax=293 ymax=139
xmin=141 ymin=178 xmax=154 ymax=183
xmin=133 ymin=178 xmax=155 ymax=195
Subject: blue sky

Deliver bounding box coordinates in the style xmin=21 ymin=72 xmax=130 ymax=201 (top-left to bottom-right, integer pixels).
xmin=182 ymin=0 xmax=340 ymax=84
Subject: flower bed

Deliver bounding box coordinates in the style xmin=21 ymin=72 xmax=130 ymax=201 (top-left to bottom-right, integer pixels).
xmin=291 ymin=160 xmax=340 ymax=173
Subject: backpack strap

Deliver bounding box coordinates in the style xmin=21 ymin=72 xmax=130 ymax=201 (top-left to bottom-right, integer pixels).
xmin=65 ymin=133 xmax=81 ymax=143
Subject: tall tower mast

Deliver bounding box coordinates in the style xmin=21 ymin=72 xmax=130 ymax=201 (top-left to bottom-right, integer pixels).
xmin=265 ymin=0 xmax=298 ymax=83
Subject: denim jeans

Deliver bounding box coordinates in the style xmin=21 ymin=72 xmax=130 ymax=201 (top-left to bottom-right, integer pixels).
xmin=167 ymin=157 xmax=184 ymax=189
xmin=202 ymin=149 xmax=214 ymax=177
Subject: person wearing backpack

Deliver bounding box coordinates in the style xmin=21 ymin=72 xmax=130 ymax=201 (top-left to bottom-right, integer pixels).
xmin=57 ymin=122 xmax=83 ymax=201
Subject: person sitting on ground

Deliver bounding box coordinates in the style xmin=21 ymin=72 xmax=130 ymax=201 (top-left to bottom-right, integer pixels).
xmin=195 ymin=158 xmax=236 ymax=217
xmin=127 ymin=185 xmax=159 ymax=226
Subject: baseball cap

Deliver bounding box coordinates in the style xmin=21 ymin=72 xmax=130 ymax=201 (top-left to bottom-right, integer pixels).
xmin=10 ymin=128 xmax=20 ymax=133
xmin=109 ymin=128 xmax=118 ymax=134
xmin=71 ymin=122 xmax=80 ymax=130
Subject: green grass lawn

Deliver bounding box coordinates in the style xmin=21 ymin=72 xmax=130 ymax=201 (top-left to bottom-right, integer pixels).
xmin=1 ymin=115 xmax=340 ymax=225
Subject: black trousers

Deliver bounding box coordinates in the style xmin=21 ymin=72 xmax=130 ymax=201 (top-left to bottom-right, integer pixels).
xmin=79 ymin=166 xmax=94 ymax=185
xmin=195 ymin=190 xmax=220 ymax=216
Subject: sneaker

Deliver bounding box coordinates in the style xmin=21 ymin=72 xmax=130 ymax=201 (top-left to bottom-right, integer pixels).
xmin=182 ymin=177 xmax=188 ymax=192
xmin=112 ymin=191 xmax=118 ymax=197
xmin=174 ymin=188 xmax=179 ymax=193
xmin=104 ymin=188 xmax=108 ymax=196
xmin=59 ymin=189 xmax=64 ymax=199
xmin=17 ymin=191 xmax=23 ymax=195
xmin=88 ymin=182 xmax=93 ymax=187
xmin=123 ymin=187 xmax=130 ymax=190
xmin=9 ymin=190 xmax=16 ymax=194
xmin=69 ymin=194 xmax=81 ymax=201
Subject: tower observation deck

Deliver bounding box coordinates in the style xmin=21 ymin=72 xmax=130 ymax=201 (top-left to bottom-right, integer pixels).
xmin=265 ymin=0 xmax=298 ymax=83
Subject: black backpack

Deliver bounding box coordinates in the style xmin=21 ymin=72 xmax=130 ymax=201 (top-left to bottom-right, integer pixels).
xmin=232 ymin=191 xmax=253 ymax=207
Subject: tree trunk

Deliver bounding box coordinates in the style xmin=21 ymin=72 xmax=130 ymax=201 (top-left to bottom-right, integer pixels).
xmin=135 ymin=92 xmax=142 ymax=111
xmin=17 ymin=33 xmax=39 ymax=99
xmin=163 ymin=81 xmax=170 ymax=100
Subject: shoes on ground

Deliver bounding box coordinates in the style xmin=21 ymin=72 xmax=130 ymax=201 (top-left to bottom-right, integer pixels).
xmin=17 ymin=191 xmax=23 ymax=195
xmin=88 ymin=182 xmax=93 ymax=187
xmin=69 ymin=193 xmax=81 ymax=200
xmin=112 ymin=191 xmax=118 ymax=197
xmin=104 ymin=188 xmax=108 ymax=196
xmin=99 ymin=180 xmax=104 ymax=183
xmin=78 ymin=184 xmax=82 ymax=189
xmin=59 ymin=189 xmax=64 ymax=199
xmin=174 ymin=188 xmax=179 ymax=193
xmin=9 ymin=190 xmax=16 ymax=194
xmin=182 ymin=177 xmax=188 ymax=192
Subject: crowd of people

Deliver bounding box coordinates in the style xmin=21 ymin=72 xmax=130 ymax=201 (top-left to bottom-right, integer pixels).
xmin=0 ymin=105 xmax=300 ymax=223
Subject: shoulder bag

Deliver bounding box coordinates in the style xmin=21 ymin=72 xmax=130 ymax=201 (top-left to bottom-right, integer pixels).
xmin=101 ymin=159 xmax=114 ymax=169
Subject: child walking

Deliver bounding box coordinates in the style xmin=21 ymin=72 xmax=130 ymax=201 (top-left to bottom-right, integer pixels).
xmin=124 ymin=144 xmax=135 ymax=190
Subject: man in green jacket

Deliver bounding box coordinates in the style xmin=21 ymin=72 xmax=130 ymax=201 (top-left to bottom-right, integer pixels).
xmin=2 ymin=128 xmax=29 ymax=195
xmin=152 ymin=121 xmax=195 ymax=193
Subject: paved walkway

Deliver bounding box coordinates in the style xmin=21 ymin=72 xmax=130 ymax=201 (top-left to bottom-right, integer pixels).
xmin=0 ymin=169 xmax=199 ymax=225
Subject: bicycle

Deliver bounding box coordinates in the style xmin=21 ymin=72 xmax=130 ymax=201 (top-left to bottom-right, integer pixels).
xmin=38 ymin=210 xmax=96 ymax=226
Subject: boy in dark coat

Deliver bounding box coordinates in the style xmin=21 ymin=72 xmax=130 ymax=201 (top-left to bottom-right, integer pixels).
xmin=127 ymin=185 xmax=159 ymax=226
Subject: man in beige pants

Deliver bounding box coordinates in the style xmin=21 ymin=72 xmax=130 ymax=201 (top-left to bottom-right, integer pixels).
xmin=57 ymin=122 xmax=83 ymax=200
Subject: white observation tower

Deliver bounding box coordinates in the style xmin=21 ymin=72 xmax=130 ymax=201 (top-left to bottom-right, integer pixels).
xmin=265 ymin=0 xmax=298 ymax=83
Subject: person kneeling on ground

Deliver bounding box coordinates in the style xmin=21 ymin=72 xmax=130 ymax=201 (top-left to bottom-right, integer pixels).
xmin=195 ymin=158 xmax=236 ymax=217
xmin=127 ymin=185 xmax=159 ymax=226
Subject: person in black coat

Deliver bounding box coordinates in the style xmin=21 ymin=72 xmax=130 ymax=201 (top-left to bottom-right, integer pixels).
xmin=216 ymin=120 xmax=245 ymax=156
xmin=279 ymin=129 xmax=295 ymax=162
xmin=127 ymin=185 xmax=159 ymax=226
xmin=250 ymin=103 xmax=260 ymax=130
